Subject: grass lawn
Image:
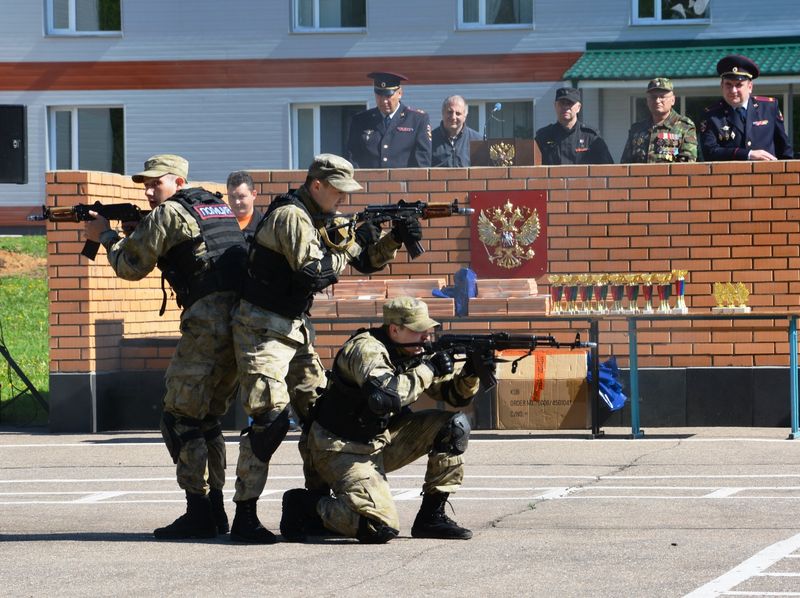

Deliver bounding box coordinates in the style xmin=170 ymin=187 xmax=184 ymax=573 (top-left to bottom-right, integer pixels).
xmin=0 ymin=234 xmax=49 ymax=426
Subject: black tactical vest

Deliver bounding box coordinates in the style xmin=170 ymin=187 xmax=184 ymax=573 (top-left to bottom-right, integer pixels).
xmin=315 ymin=327 xmax=414 ymax=443
xmin=241 ymin=190 xmax=333 ymax=318
xmin=155 ymin=188 xmax=247 ymax=313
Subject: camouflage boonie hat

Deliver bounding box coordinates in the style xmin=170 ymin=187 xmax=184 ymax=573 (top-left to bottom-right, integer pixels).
xmin=132 ymin=154 xmax=189 ymax=183
xmin=383 ymin=296 xmax=440 ymax=332
xmin=647 ymin=78 xmax=674 ymax=92
xmin=308 ymin=153 xmax=363 ymax=192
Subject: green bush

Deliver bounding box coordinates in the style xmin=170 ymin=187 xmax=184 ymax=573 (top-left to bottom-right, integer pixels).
xmin=0 ymin=235 xmax=49 ymax=425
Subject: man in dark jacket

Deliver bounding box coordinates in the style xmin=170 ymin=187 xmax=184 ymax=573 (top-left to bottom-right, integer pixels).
xmin=346 ymin=72 xmax=432 ymax=168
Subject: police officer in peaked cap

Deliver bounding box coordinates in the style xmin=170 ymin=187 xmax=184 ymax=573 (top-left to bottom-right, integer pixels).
xmin=699 ymin=54 xmax=793 ymax=161
xmin=345 ymin=71 xmax=432 ymax=168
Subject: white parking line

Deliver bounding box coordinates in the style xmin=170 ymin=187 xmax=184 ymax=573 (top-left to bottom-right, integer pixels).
xmin=684 ymin=532 xmax=800 ymax=597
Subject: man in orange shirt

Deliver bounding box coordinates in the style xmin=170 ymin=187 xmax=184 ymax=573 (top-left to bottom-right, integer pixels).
xmin=226 ymin=171 xmax=263 ymax=243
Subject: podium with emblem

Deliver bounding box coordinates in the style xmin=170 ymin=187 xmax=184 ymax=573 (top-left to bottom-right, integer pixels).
xmin=470 ymin=138 xmax=541 ymax=167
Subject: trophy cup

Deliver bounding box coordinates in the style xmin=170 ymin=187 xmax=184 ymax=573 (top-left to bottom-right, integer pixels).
xmin=592 ymin=274 xmax=609 ymax=314
xmin=624 ymin=274 xmax=640 ymax=313
xmin=714 ymin=282 xmax=751 ymax=313
xmin=640 ymin=273 xmax=655 ymax=314
xmin=548 ymin=274 xmax=564 ymax=315
xmin=655 ymin=272 xmax=673 ymax=313
xmin=563 ymin=275 xmax=579 ymax=314
xmin=609 ymin=273 xmax=626 ymax=314
xmin=672 ymin=269 xmax=689 ymax=314
xmin=576 ymin=274 xmax=592 ymax=314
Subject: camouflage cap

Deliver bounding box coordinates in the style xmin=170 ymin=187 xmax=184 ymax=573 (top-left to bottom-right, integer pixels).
xmin=647 ymin=78 xmax=674 ymax=92
xmin=308 ymin=153 xmax=363 ymax=193
xmin=383 ymin=296 xmax=440 ymax=332
xmin=132 ymin=154 xmax=189 ymax=183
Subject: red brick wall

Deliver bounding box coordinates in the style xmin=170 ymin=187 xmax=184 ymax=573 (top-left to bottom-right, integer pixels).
xmin=46 ymin=160 xmax=800 ymax=375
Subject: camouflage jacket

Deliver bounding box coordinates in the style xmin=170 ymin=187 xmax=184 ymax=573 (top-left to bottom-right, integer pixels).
xmin=621 ymin=110 xmax=697 ymax=164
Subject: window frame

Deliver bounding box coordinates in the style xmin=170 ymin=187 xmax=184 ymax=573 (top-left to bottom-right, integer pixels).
xmin=291 ymin=0 xmax=367 ymax=33
xmin=457 ymin=0 xmax=534 ymax=31
xmin=290 ymin=102 xmax=367 ymax=169
xmin=47 ymin=105 xmax=125 ymax=174
xmin=45 ymin=0 xmax=122 ymax=36
xmin=631 ymin=0 xmax=711 ymax=25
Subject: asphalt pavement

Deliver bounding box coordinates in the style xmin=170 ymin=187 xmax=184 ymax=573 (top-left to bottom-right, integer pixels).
xmin=2 ymin=426 xmax=800 ymax=597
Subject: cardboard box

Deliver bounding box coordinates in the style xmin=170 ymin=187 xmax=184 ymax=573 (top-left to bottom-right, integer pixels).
xmin=495 ymin=348 xmax=589 ymax=430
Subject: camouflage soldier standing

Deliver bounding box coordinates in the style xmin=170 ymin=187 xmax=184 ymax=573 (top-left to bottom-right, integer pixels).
xmin=280 ymin=297 xmax=482 ymax=544
xmin=621 ymin=78 xmax=697 ymax=163
xmin=230 ymin=154 xmax=419 ymax=543
xmin=84 ymin=155 xmax=247 ymax=539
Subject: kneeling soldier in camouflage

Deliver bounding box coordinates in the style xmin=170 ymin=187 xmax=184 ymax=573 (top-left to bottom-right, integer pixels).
xmin=280 ymin=296 xmax=481 ymax=543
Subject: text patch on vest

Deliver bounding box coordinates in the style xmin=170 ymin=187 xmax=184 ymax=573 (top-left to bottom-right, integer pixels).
xmin=193 ymin=204 xmax=235 ymax=219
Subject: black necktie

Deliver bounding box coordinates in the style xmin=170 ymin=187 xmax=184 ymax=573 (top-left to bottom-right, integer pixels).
xmin=736 ymin=107 xmax=747 ymax=126
xmin=384 ymin=115 xmax=391 ymax=129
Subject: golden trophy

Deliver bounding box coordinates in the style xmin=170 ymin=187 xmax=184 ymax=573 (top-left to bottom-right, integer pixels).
xmin=563 ymin=275 xmax=579 ymax=314
xmin=576 ymin=274 xmax=592 ymax=314
xmin=608 ymin=273 xmax=626 ymax=314
xmin=592 ymin=274 xmax=609 ymax=314
xmin=672 ymin=269 xmax=689 ymax=314
xmin=624 ymin=274 xmax=640 ymax=313
xmin=655 ymin=272 xmax=673 ymax=314
xmin=548 ymin=274 xmax=564 ymax=315
xmin=640 ymin=273 xmax=655 ymax=314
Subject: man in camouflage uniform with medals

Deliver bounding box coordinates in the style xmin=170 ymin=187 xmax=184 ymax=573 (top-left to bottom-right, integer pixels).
xmin=230 ymin=154 xmax=422 ymax=543
xmin=279 ymin=297 xmax=482 ymax=544
xmin=84 ymin=154 xmax=247 ymax=540
xmin=621 ymin=78 xmax=697 ymax=164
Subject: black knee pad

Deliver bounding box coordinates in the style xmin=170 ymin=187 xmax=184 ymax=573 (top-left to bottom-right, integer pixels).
xmin=245 ymin=407 xmax=290 ymax=463
xmin=356 ymin=516 xmax=399 ymax=544
xmin=159 ymin=412 xmax=203 ymax=464
xmin=202 ymin=415 xmax=223 ymax=442
xmin=433 ymin=412 xmax=471 ymax=456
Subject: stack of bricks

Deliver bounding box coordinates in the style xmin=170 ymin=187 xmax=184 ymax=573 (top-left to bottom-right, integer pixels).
xmin=45 ymin=159 xmax=800 ymax=377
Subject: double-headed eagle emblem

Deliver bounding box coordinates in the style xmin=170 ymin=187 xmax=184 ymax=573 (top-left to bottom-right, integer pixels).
xmin=477 ymin=199 xmax=540 ymax=269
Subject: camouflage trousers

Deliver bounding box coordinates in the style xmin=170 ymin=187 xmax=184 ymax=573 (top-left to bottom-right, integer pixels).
xmin=308 ymin=410 xmax=465 ymax=537
xmin=231 ymin=302 xmax=327 ymax=502
xmin=162 ymin=291 xmax=238 ymax=495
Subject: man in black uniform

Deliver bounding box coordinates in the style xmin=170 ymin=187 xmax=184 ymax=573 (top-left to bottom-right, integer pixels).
xmin=345 ymin=72 xmax=432 ymax=168
xmin=535 ymin=87 xmax=614 ymax=165
xmin=699 ymin=54 xmax=793 ymax=162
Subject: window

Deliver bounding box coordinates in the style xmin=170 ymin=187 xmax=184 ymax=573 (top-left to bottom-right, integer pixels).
xmin=459 ymin=0 xmax=533 ymax=28
xmin=480 ymin=101 xmax=534 ymax=140
xmin=48 ymin=107 xmax=124 ymax=174
xmin=47 ymin=0 xmax=121 ymax=35
xmin=292 ymin=104 xmax=365 ymax=168
xmin=633 ymin=0 xmax=710 ymax=24
xmin=293 ymin=0 xmax=366 ymax=31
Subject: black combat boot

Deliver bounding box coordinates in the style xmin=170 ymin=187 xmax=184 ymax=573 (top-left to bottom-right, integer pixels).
xmin=356 ymin=515 xmax=399 ymax=544
xmin=411 ymin=492 xmax=472 ymax=540
xmin=230 ymin=499 xmax=277 ymax=544
xmin=279 ymin=488 xmax=326 ymax=542
xmin=153 ymin=491 xmax=218 ymax=540
xmin=209 ymin=488 xmax=229 ymax=535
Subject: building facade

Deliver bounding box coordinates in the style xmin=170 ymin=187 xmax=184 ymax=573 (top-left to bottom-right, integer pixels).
xmin=1 ymin=0 xmax=799 ymax=224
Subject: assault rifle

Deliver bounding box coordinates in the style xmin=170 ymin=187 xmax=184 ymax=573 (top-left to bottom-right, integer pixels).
xmin=30 ymin=202 xmax=151 ymax=260
xmin=325 ymin=199 xmax=473 ymax=259
xmin=422 ymin=332 xmax=595 ymax=390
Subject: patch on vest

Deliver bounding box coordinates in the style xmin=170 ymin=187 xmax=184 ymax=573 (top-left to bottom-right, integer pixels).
xmin=193 ymin=204 xmax=235 ymax=219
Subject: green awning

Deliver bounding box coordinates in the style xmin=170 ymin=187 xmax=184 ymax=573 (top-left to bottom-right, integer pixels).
xmin=564 ymin=37 xmax=800 ymax=82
